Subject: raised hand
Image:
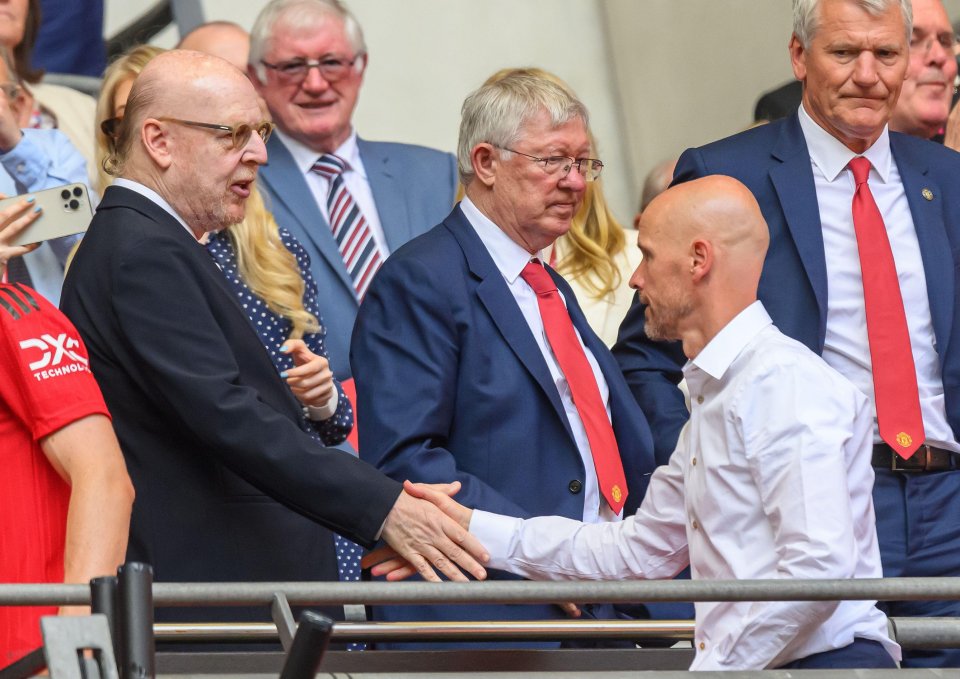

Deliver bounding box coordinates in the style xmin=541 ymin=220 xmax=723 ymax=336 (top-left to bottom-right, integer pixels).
xmin=0 ymin=195 xmax=42 ymax=276
xmin=280 ymin=339 xmax=336 ymax=410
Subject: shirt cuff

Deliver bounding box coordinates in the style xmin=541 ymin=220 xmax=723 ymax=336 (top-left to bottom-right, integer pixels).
xmin=305 ymin=390 xmax=338 ymax=421
xmin=469 ymin=510 xmax=524 ymax=570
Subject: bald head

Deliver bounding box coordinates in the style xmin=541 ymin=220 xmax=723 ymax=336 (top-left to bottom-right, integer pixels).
xmin=115 ymin=49 xmax=268 ymax=236
xmin=120 ymin=49 xmax=261 ymax=166
xmin=177 ymin=22 xmax=250 ymax=72
xmin=632 ymin=176 xmax=770 ymax=355
xmin=643 ymin=175 xmax=769 ymax=267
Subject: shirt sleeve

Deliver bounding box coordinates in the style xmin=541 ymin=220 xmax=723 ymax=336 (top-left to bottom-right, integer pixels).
xmin=701 ymin=354 xmax=868 ymax=670
xmin=0 ymin=284 xmax=109 ymax=440
xmin=469 ymin=434 xmax=692 ymax=581
xmin=0 ymin=128 xmax=88 ymax=193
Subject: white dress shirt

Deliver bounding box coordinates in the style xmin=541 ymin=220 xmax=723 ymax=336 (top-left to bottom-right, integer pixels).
xmin=461 ymin=196 xmax=619 ymax=524
xmin=798 ymin=105 xmax=958 ymax=452
xmin=274 ymin=127 xmax=390 ymax=258
xmin=472 ymin=302 xmax=899 ymax=670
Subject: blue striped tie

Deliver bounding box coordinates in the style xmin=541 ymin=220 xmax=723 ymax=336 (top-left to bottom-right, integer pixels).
xmin=311 ymin=154 xmax=383 ymax=301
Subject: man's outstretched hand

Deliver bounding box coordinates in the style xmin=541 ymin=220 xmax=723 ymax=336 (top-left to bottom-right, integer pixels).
xmin=375 ymin=481 xmax=488 ymax=582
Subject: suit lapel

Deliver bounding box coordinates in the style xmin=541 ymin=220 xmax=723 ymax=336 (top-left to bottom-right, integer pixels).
xmin=445 ymin=208 xmax=574 ymax=440
xmin=260 ymin=136 xmax=354 ymax=294
xmin=892 ymin=135 xmax=955 ymax=357
xmin=769 ymin=115 xmax=829 ymax=341
xmin=358 ymin=138 xmax=412 ymax=253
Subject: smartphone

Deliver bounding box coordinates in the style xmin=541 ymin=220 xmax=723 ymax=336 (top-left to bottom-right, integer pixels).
xmin=6 ymin=183 xmax=92 ymax=246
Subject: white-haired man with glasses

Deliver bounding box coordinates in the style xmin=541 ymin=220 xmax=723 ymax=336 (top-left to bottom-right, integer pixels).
xmin=351 ymin=71 xmax=657 ymax=648
xmin=249 ymin=0 xmax=458 ymax=382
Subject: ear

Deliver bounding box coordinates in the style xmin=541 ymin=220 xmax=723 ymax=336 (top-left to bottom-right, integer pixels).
xmin=356 ymin=52 xmax=369 ymax=79
xmin=789 ymin=34 xmax=808 ymax=83
xmin=690 ymin=238 xmax=713 ymax=282
xmin=471 ymin=143 xmax=499 ymax=188
xmin=141 ymin=119 xmax=174 ymax=170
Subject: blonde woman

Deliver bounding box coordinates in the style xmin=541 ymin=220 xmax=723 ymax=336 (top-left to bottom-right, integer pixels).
xmin=96 ymin=46 xmax=352 ymax=447
xmin=481 ymin=67 xmax=640 ymax=346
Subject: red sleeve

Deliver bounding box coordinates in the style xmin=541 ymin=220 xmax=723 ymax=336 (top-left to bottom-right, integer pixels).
xmin=0 ymin=284 xmax=110 ymax=440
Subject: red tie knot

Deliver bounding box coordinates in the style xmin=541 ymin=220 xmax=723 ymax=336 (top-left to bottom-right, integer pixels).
xmin=520 ymin=260 xmax=557 ymax=295
xmin=849 ymin=156 xmax=871 ymax=186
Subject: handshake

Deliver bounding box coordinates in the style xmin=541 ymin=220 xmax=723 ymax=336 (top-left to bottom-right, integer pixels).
xmin=368 ymin=480 xmax=485 ymax=582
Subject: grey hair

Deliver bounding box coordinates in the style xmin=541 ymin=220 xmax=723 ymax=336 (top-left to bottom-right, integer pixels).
xmin=458 ymin=73 xmax=589 ymax=186
xmin=249 ymin=0 xmax=366 ymax=81
xmin=792 ymin=0 xmax=912 ymax=47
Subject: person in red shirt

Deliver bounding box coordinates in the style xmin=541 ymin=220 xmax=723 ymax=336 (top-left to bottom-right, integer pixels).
xmin=0 ymin=198 xmax=133 ymax=667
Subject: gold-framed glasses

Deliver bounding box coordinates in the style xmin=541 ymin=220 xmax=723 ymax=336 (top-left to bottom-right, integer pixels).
xmin=493 ymin=145 xmax=604 ymax=182
xmin=157 ymin=117 xmax=274 ymax=149
xmin=260 ymin=53 xmax=365 ymax=84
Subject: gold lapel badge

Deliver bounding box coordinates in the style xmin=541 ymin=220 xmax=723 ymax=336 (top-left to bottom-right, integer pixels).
xmin=922 ymin=188 xmax=934 ymax=201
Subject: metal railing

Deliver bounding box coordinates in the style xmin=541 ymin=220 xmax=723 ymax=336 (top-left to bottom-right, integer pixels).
xmin=4 ymin=576 xmax=960 ymax=608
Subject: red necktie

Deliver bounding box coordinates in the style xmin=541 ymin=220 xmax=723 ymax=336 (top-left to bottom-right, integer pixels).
xmin=848 ymin=156 xmax=924 ymax=458
xmin=521 ymin=260 xmax=627 ymax=513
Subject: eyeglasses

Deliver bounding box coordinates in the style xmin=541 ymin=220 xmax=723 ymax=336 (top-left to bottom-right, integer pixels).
xmin=260 ymin=53 xmax=365 ymax=84
xmin=0 ymin=82 xmax=21 ymax=99
xmin=494 ymin=145 xmax=604 ymax=182
xmin=156 ymin=117 xmax=274 ymax=149
xmin=100 ymin=116 xmax=122 ymax=139
xmin=911 ymin=31 xmax=956 ymax=56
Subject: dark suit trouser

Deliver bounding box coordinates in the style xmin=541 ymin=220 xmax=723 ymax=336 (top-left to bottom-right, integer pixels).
xmin=873 ymin=468 xmax=960 ymax=667
xmin=778 ymin=638 xmax=896 ymax=669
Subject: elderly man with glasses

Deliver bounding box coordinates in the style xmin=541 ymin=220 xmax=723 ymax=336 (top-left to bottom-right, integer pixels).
xmin=61 ymin=48 xmax=489 ymax=638
xmin=249 ymin=0 xmax=457 ymax=383
xmin=351 ymin=71 xmax=657 ymax=649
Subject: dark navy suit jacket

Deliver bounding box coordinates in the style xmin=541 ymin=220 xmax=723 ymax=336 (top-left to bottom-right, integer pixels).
xmin=351 ymin=205 xmax=658 ymax=643
xmin=615 ymin=113 xmax=960 ymax=460
xmin=61 ymin=186 xmax=402 ymax=626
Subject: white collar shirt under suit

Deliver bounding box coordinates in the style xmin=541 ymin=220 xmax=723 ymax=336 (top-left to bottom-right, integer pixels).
xmin=471 ymin=301 xmax=899 ymax=670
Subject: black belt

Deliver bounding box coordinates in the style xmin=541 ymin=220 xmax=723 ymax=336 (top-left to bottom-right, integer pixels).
xmin=871 ymin=443 xmax=959 ymax=472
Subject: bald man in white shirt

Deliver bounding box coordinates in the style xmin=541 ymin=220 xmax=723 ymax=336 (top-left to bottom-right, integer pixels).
xmin=368 ymin=175 xmax=900 ymax=671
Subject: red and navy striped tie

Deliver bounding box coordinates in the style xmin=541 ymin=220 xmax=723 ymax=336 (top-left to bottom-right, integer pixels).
xmin=311 ymin=154 xmax=383 ymax=301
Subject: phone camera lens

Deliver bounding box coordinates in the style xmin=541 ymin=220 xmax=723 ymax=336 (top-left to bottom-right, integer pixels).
xmin=60 ymin=189 xmax=70 ymax=199
xmin=69 ymin=199 xmax=80 ymax=210
xmin=72 ymin=187 xmax=83 ymax=197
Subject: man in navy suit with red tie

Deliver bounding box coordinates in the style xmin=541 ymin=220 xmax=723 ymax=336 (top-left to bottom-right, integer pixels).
xmin=352 ymin=72 xmax=658 ymax=647
xmin=615 ymin=0 xmax=960 ymax=666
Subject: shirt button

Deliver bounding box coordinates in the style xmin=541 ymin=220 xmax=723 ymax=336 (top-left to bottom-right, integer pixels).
xmin=16 ymin=162 xmax=25 ymax=173
xmin=699 ymin=641 xmax=706 ymax=651
xmin=568 ymin=480 xmax=583 ymax=494
xmin=691 ymin=458 xmax=697 ymax=466
xmin=697 ymin=395 xmax=704 ymax=404
xmin=692 ymin=519 xmax=699 ymax=530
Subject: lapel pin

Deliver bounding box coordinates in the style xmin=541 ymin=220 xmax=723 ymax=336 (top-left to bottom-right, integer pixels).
xmin=922 ymin=188 xmax=934 ymax=201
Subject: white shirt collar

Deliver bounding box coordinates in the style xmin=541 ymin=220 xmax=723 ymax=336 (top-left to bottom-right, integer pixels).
xmin=274 ymin=127 xmax=366 ymax=179
xmin=798 ymin=103 xmax=891 ymax=183
xmin=460 ymin=196 xmax=543 ymax=283
xmin=686 ymin=300 xmax=772 ymax=381
xmin=113 ymin=177 xmax=197 ymax=239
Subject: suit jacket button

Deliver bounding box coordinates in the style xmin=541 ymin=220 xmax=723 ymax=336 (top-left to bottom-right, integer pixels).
xmin=568 ymin=479 xmax=583 ymax=494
